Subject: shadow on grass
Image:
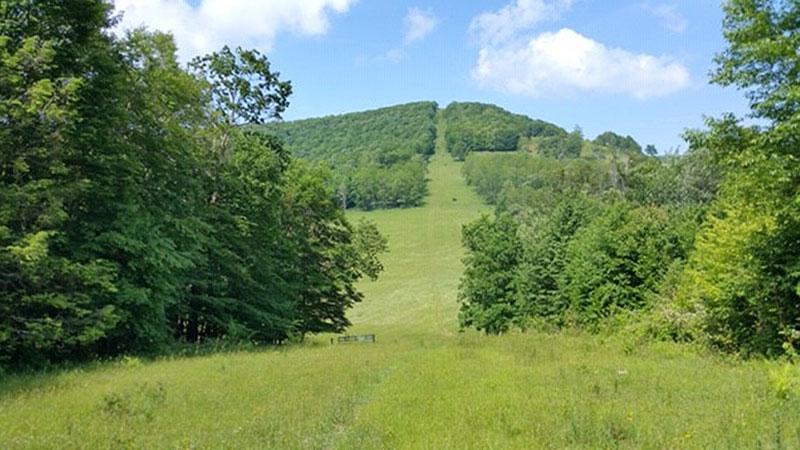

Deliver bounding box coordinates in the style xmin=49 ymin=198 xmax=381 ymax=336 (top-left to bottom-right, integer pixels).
xmin=0 ymin=338 xmax=332 ymax=399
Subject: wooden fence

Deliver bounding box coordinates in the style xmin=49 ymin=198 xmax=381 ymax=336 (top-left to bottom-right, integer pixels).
xmin=334 ymin=334 xmax=376 ymax=344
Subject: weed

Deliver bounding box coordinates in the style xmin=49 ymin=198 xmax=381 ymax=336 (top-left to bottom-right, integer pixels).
xmin=101 ymin=382 xmax=167 ymax=422
xmin=769 ymin=363 xmax=800 ymax=400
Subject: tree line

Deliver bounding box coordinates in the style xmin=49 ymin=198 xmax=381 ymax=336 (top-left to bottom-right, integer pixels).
xmin=462 ymin=128 xmax=654 ymax=213
xmin=257 ymin=102 xmax=437 ymax=210
xmin=0 ymin=1 xmax=387 ymax=370
xmin=441 ymin=102 xmax=567 ymax=160
xmin=459 ymin=146 xmax=716 ymax=334
xmin=459 ymin=0 xmax=799 ymax=356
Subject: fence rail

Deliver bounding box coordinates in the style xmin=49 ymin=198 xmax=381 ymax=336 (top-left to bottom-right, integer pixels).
xmin=335 ymin=334 xmax=376 ymax=343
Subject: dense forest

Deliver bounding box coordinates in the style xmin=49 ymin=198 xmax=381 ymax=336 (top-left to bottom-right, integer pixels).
xmin=458 ymin=0 xmax=800 ymax=356
xmin=257 ymin=102 xmax=437 ymax=210
xmin=0 ymin=1 xmax=387 ymax=369
xmin=459 ymin=149 xmax=717 ymax=331
xmin=441 ymin=101 xmax=646 ymax=164
xmin=441 ymin=102 xmax=567 ymax=160
xmin=463 ymin=147 xmax=645 ymax=208
xmin=259 ymin=101 xmax=647 ymax=211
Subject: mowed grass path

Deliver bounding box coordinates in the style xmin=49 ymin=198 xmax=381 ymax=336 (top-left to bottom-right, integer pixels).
xmin=2 ymin=136 xmax=800 ymax=449
xmin=346 ymin=141 xmax=489 ymax=337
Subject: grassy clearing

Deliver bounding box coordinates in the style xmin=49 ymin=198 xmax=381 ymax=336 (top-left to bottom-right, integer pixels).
xmin=345 ymin=120 xmax=490 ymax=336
xmin=2 ymin=132 xmax=800 ymax=449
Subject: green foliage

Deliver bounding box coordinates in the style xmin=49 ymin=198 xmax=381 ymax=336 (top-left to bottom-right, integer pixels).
xmin=463 ymin=152 xmax=612 ymax=208
xmin=623 ymin=147 xmax=721 ymax=207
xmin=352 ymin=219 xmax=389 ymax=282
xmin=593 ymin=131 xmax=642 ymax=154
xmin=0 ymin=1 xmax=386 ymax=369
xmin=514 ymin=194 xmax=601 ymax=322
xmin=442 ymin=102 xmax=566 ymax=160
xmin=562 ymin=204 xmax=697 ymax=326
xmin=673 ymin=124 xmax=800 ymax=354
xmin=189 ymin=45 xmax=292 ymax=124
xmin=459 ymin=214 xmax=521 ymax=334
xmin=177 ymin=131 xmax=294 ymax=345
xmin=0 ymin=0 xmax=130 ymax=366
xmin=279 ymin=161 xmax=387 ymax=335
xmin=257 ymin=102 xmax=437 ymax=209
xmin=535 ymin=127 xmax=586 ymax=159
xmin=665 ymin=0 xmax=800 ymax=355
xmin=713 ymin=0 xmax=800 ymax=121
xmin=768 ymin=362 xmax=800 ymax=400
xmin=349 ymin=156 xmax=428 ymax=210
xmin=459 ymin=142 xmax=713 ymax=334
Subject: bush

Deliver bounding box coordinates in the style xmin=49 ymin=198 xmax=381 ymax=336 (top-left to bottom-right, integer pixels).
xmin=562 ymin=204 xmax=696 ymax=326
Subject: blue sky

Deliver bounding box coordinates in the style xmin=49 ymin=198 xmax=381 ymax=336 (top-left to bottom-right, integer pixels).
xmin=114 ymin=0 xmax=751 ymax=153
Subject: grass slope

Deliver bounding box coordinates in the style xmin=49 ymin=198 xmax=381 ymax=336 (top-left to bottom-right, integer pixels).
xmin=2 ymin=121 xmax=800 ymax=449
xmin=345 ymin=113 xmax=489 ymax=335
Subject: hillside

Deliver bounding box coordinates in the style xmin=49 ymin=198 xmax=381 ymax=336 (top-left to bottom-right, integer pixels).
xmin=256 ymin=102 xmax=438 ymax=210
xmin=441 ymin=102 xmax=567 ymax=160
xmin=258 ymin=101 xmax=646 ymax=210
xmin=441 ymin=102 xmax=648 ymax=164
xmin=3 ymin=132 xmax=799 ymax=449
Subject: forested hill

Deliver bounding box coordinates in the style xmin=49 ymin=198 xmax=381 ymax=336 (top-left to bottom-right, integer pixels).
xmin=257 ymin=100 xmax=647 ymax=210
xmin=256 ymin=102 xmax=438 ymax=210
xmin=441 ymin=102 xmax=647 ymax=161
xmin=441 ymin=102 xmax=567 ymax=160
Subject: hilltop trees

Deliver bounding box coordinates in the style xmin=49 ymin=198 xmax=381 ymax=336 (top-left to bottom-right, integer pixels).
xmin=0 ymin=1 xmax=385 ymax=369
xmin=593 ymin=131 xmax=642 ymax=154
xmin=442 ymin=102 xmax=566 ymax=160
xmin=259 ymin=102 xmax=437 ymax=210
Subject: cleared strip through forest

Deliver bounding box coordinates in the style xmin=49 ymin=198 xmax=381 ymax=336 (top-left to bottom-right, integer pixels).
xmin=345 ymin=111 xmax=490 ymax=336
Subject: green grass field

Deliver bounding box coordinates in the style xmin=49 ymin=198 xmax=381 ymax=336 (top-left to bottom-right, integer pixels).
xmin=2 ymin=134 xmax=800 ymax=449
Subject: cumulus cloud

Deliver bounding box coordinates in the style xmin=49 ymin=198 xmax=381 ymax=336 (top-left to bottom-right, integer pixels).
xmin=113 ymin=0 xmax=355 ymax=60
xmin=470 ymin=0 xmax=690 ymax=99
xmin=470 ymin=0 xmax=574 ymax=46
xmin=404 ymin=7 xmax=439 ymax=44
xmin=473 ymin=28 xmax=690 ymax=99
xmin=641 ymin=2 xmax=688 ymax=33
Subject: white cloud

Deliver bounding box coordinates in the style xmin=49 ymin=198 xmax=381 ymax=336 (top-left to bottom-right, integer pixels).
xmin=469 ymin=0 xmax=690 ymax=99
xmin=473 ymin=28 xmax=690 ymax=99
xmin=404 ymin=7 xmax=439 ymax=44
xmin=470 ymin=0 xmax=574 ymax=46
xmin=113 ymin=0 xmax=355 ymax=60
xmin=355 ymin=48 xmax=404 ymax=66
xmin=641 ymin=3 xmax=688 ymax=33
